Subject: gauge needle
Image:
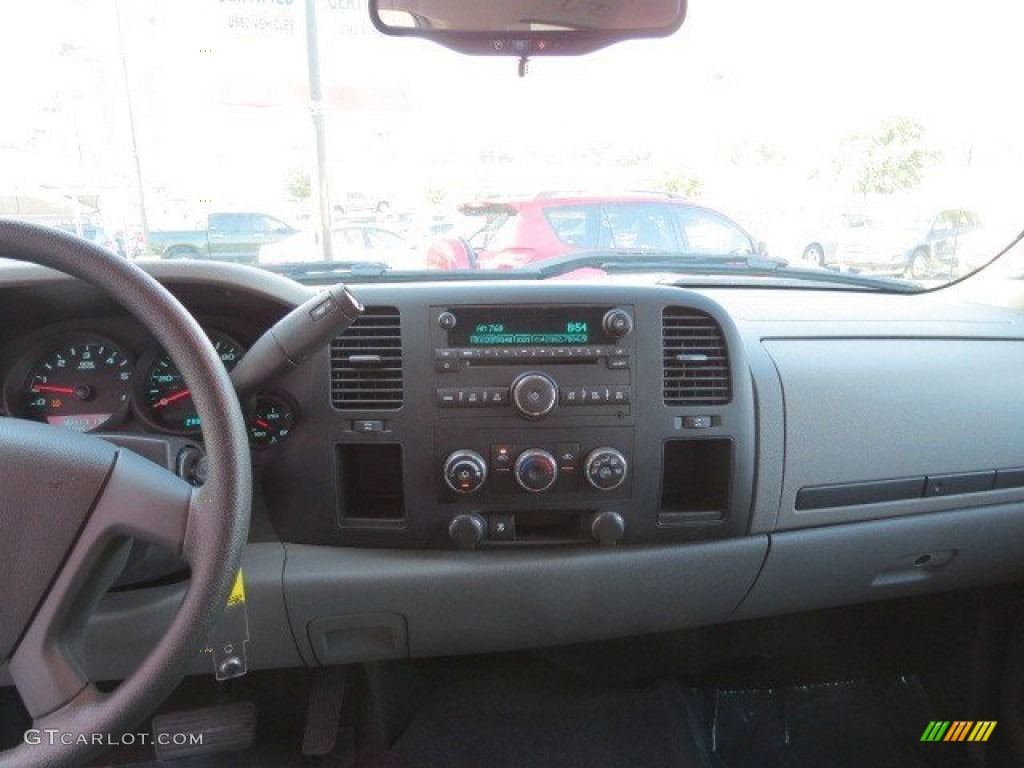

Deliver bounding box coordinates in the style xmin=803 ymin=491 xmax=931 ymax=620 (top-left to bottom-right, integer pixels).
xmin=255 ymin=419 xmax=271 ymax=429
xmin=154 ymin=388 xmax=191 ymax=408
xmin=32 ymin=384 xmax=75 ymax=394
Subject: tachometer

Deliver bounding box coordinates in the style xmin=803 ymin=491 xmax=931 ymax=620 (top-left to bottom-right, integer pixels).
xmin=20 ymin=340 xmax=132 ymax=432
xmin=141 ymin=331 xmax=245 ymax=433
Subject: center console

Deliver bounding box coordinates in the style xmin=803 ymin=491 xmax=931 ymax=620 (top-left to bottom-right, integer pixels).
xmin=265 ymin=284 xmax=756 ymax=552
xmin=430 ymin=304 xmax=637 ymax=548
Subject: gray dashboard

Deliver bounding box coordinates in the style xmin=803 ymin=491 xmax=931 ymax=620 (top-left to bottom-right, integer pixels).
xmin=2 ymin=263 xmax=1024 ymax=681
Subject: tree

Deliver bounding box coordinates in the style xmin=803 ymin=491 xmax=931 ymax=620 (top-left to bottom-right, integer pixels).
xmin=425 ymin=186 xmax=447 ymax=206
xmin=654 ymin=169 xmax=703 ymax=198
xmin=285 ymin=168 xmax=311 ymax=201
xmin=833 ymin=117 xmax=942 ymax=197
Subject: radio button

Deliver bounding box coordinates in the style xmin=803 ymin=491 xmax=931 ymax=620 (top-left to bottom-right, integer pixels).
xmin=560 ymin=388 xmax=582 ymax=406
xmin=606 ymin=356 xmax=630 ymax=370
xmin=464 ymin=388 xmax=484 ymax=407
xmin=435 ymin=348 xmax=458 ymax=359
xmin=484 ymin=387 xmax=509 ymax=406
xmin=435 ymin=358 xmax=460 ymax=373
xmin=609 ymin=387 xmax=631 ymax=404
xmin=437 ymin=388 xmax=459 ymax=407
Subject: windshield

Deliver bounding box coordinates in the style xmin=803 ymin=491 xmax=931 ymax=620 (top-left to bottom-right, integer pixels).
xmin=3 ymin=0 xmax=1023 ymax=290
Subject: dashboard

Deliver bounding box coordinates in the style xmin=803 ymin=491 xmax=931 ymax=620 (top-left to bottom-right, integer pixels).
xmin=2 ymin=261 xmax=1024 ymax=678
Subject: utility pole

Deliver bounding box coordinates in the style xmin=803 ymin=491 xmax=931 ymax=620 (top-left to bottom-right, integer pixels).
xmin=305 ymin=0 xmax=334 ymax=261
xmin=114 ymin=0 xmax=149 ymax=258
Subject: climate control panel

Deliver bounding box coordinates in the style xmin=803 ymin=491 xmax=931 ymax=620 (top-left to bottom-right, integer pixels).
xmin=438 ymin=433 xmax=632 ymax=501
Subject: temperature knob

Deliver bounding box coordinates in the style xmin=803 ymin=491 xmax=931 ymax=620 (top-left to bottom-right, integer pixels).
xmin=443 ymin=450 xmax=488 ymax=494
xmin=511 ymin=372 xmax=558 ymax=419
xmin=584 ymin=447 xmax=628 ymax=491
xmin=514 ymin=449 xmax=559 ymax=493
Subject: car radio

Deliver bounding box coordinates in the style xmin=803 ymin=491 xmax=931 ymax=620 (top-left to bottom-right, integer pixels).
xmin=431 ymin=304 xmax=634 ymax=420
xmin=427 ymin=305 xmax=636 ymax=546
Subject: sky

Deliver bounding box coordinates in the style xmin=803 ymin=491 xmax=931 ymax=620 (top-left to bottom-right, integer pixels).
xmin=1 ymin=0 xmax=1022 ymax=231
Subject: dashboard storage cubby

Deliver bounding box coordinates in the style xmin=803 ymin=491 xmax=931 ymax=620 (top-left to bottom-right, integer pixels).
xmin=659 ymin=439 xmax=732 ymax=526
xmin=336 ymin=444 xmax=405 ymax=522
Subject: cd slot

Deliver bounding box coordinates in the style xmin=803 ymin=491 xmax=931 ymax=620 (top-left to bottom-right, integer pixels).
xmin=468 ymin=358 xmax=601 ymax=367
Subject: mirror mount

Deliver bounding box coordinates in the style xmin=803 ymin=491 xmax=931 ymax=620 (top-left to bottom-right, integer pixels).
xmin=369 ymin=1 xmax=687 ymax=58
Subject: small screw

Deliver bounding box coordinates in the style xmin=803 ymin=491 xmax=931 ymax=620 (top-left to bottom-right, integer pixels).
xmin=218 ymin=656 xmax=244 ymax=678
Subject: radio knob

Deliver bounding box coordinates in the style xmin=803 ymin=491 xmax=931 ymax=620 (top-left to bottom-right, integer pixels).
xmin=602 ymin=308 xmax=633 ymax=338
xmin=443 ymin=450 xmax=488 ymax=494
xmin=514 ymin=449 xmax=559 ymax=493
xmin=584 ymin=447 xmax=628 ymax=491
xmin=511 ymin=372 xmax=558 ymax=419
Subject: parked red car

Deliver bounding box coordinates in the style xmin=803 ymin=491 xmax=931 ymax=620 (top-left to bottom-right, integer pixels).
xmin=426 ymin=193 xmax=764 ymax=270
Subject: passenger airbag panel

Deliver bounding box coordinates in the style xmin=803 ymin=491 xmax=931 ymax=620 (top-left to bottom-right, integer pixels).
xmin=766 ymin=338 xmax=1024 ymax=528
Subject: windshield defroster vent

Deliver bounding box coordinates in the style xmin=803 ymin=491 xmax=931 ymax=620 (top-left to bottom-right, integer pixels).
xmin=330 ymin=307 xmax=403 ymax=410
xmin=663 ymin=308 xmax=731 ymax=405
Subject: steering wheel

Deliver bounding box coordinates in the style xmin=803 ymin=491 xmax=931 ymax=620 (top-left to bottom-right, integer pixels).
xmin=0 ymin=220 xmax=251 ymax=767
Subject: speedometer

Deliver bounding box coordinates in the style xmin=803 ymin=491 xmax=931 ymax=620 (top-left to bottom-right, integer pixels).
xmin=20 ymin=339 xmax=132 ymax=432
xmin=140 ymin=331 xmax=244 ymax=433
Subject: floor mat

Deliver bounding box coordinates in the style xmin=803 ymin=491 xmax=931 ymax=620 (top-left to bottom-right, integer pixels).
xmin=710 ymin=677 xmax=967 ymax=768
xmin=384 ymin=658 xmax=713 ymax=768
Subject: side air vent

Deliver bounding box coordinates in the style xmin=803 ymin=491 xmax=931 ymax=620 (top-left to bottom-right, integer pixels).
xmin=330 ymin=307 xmax=403 ymax=409
xmin=663 ymin=308 xmax=731 ymax=405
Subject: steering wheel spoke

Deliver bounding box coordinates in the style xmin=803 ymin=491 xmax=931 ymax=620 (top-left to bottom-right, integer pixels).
xmin=8 ymin=447 xmax=193 ymax=719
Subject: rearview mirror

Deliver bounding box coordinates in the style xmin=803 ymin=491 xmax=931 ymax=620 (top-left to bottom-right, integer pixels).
xmin=369 ymin=0 xmax=686 ymax=57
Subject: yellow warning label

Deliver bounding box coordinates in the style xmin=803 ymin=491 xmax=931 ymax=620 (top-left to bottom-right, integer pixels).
xmin=227 ymin=569 xmax=246 ymax=606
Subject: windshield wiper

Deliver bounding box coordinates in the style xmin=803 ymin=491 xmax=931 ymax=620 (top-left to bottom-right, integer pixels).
xmin=521 ymin=251 xmax=922 ymax=293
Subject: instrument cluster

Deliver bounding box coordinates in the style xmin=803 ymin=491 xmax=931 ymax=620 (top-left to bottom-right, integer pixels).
xmin=1 ymin=328 xmax=296 ymax=446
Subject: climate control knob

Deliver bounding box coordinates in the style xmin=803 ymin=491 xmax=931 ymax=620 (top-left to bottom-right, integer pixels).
xmin=584 ymin=447 xmax=628 ymax=491
xmin=443 ymin=450 xmax=488 ymax=494
xmin=511 ymin=372 xmax=558 ymax=419
xmin=514 ymin=449 xmax=559 ymax=493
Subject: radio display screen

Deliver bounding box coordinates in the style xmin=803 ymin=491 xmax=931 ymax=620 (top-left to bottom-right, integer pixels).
xmin=449 ymin=306 xmax=615 ymax=347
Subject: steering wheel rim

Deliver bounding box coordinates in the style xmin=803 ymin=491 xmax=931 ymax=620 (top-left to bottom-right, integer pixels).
xmin=0 ymin=220 xmax=251 ymax=767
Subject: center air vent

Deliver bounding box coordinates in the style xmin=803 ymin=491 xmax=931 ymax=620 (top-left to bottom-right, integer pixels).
xmin=330 ymin=307 xmax=403 ymax=409
xmin=663 ymin=308 xmax=731 ymax=405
